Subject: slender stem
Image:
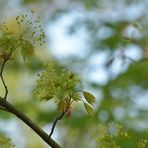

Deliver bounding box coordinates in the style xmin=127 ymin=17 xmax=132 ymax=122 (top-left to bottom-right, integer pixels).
xmin=0 ymin=99 xmax=62 ymax=148
xmin=48 ymin=111 xmax=66 ymax=138
xmin=19 ymin=23 xmax=21 ymax=35
xmin=19 ymin=27 xmax=30 ymax=39
xmin=0 ymin=59 xmax=8 ymax=99
xmin=0 ymin=48 xmax=18 ymax=100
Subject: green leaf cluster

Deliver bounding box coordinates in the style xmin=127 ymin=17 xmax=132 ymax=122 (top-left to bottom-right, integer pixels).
xmin=18 ymin=39 xmax=34 ymax=60
xmin=96 ymin=123 xmax=147 ymax=148
xmin=0 ymin=24 xmax=17 ymax=59
xmin=83 ymin=91 xmax=96 ymax=116
xmin=35 ymin=64 xmax=96 ymax=115
xmin=0 ymin=135 xmax=15 ymax=148
xmin=36 ymin=64 xmax=81 ymax=111
xmin=0 ymin=11 xmax=45 ymax=61
xmin=97 ymin=123 xmax=128 ymax=147
xmin=0 ymin=32 xmax=17 ymax=52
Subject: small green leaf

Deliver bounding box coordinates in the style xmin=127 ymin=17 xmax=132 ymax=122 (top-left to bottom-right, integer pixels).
xmin=0 ymin=33 xmax=17 ymax=52
xmin=83 ymin=103 xmax=94 ymax=116
xmin=72 ymin=92 xmax=81 ymax=101
xmin=19 ymin=39 xmax=34 ymax=60
xmin=83 ymin=91 xmax=96 ymax=105
xmin=41 ymin=95 xmax=53 ymax=101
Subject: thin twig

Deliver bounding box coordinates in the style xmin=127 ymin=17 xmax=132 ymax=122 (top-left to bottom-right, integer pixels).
xmin=0 ymin=48 xmax=17 ymax=99
xmin=48 ymin=111 xmax=66 ymax=139
xmin=0 ymin=59 xmax=8 ymax=99
xmin=19 ymin=27 xmax=30 ymax=39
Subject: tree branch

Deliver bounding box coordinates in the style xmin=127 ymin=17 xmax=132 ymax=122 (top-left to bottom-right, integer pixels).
xmin=48 ymin=111 xmax=66 ymax=138
xmin=0 ymin=106 xmax=10 ymax=112
xmin=0 ymin=99 xmax=62 ymax=148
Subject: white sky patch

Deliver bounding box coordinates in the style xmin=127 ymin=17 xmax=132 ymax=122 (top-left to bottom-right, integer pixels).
xmin=134 ymin=91 xmax=148 ymax=109
xmin=85 ymin=66 xmax=108 ymax=85
xmin=124 ymin=45 xmax=142 ymax=60
xmin=0 ymin=119 xmax=26 ymax=148
xmin=88 ymin=52 xmax=107 ymax=65
xmin=85 ymin=52 xmax=109 ymax=85
xmin=47 ymin=13 xmax=88 ymax=58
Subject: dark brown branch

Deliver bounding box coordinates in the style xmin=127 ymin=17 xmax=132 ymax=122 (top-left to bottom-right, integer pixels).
xmin=0 ymin=99 xmax=62 ymax=148
xmin=48 ymin=111 xmax=66 ymax=138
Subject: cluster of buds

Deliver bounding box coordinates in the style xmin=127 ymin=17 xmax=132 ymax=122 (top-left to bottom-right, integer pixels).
xmin=0 ymin=23 xmax=8 ymax=33
xmin=16 ymin=11 xmax=46 ymax=46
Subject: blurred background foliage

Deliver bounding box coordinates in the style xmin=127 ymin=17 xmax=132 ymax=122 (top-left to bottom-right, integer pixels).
xmin=0 ymin=0 xmax=148 ymax=147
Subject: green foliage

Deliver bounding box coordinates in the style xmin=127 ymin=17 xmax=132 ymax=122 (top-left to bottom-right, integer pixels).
xmin=0 ymin=1 xmax=148 ymax=147
xmin=83 ymin=102 xmax=94 ymax=116
xmin=0 ymin=135 xmax=15 ymax=148
xmin=19 ymin=39 xmax=34 ymax=60
xmin=36 ymin=63 xmax=80 ymax=101
xmin=83 ymin=91 xmax=96 ymax=105
xmin=96 ymin=123 xmax=147 ymax=148
xmin=0 ymin=24 xmax=17 ymax=60
xmin=35 ymin=63 xmax=96 ymax=115
xmin=97 ymin=123 xmax=128 ymax=148
xmin=82 ymin=91 xmax=96 ymax=116
xmin=137 ymin=139 xmax=148 ymax=148
xmin=0 ymin=11 xmax=45 ymax=61
xmin=0 ymin=31 xmax=17 ymax=52
xmin=35 ymin=63 xmax=81 ymax=111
